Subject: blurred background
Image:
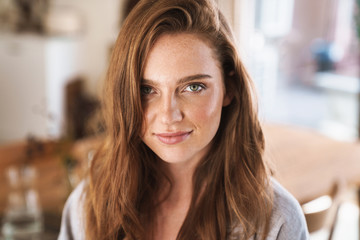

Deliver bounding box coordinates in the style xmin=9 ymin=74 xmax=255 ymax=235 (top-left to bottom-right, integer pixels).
xmin=0 ymin=0 xmax=359 ymax=239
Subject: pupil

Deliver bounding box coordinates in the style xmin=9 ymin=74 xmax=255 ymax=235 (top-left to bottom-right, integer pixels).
xmin=143 ymin=87 xmax=151 ymax=94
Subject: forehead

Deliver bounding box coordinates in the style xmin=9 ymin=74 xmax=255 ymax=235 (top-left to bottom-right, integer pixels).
xmin=150 ymin=33 xmax=217 ymax=58
xmin=143 ymin=33 xmax=221 ymax=82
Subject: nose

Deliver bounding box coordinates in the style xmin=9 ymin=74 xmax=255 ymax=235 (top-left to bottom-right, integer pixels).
xmin=159 ymin=93 xmax=183 ymax=125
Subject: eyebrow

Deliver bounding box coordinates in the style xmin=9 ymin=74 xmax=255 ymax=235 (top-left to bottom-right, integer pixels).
xmin=141 ymin=74 xmax=212 ymax=86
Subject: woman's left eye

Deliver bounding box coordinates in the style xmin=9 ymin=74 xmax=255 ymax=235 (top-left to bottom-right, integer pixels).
xmin=184 ymin=84 xmax=205 ymax=92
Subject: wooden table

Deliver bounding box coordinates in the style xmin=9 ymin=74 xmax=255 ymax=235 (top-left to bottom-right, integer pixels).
xmin=263 ymin=123 xmax=360 ymax=204
xmin=0 ymin=136 xmax=101 ymax=235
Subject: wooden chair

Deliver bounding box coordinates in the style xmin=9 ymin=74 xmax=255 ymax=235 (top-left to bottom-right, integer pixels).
xmin=302 ymin=181 xmax=343 ymax=240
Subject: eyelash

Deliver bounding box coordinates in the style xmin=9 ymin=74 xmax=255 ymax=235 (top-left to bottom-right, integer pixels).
xmin=140 ymin=86 xmax=154 ymax=95
xmin=183 ymin=83 xmax=206 ymax=92
xmin=140 ymin=83 xmax=207 ymax=96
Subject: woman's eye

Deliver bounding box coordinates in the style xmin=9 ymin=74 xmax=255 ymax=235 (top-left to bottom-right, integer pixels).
xmin=141 ymin=86 xmax=153 ymax=95
xmin=184 ymin=84 xmax=204 ymax=92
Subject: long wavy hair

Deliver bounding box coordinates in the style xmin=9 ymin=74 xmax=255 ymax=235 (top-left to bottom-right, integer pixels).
xmin=84 ymin=0 xmax=273 ymax=239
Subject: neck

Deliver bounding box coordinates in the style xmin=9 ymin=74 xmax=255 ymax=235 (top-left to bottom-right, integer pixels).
xmin=159 ymin=160 xmax=196 ymax=206
xmin=151 ymin=158 xmax=208 ymax=239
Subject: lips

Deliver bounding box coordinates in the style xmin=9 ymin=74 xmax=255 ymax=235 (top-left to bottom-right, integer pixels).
xmin=155 ymin=131 xmax=192 ymax=145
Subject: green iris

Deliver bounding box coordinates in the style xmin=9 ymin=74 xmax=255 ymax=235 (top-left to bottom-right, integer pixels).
xmin=188 ymin=84 xmax=201 ymax=92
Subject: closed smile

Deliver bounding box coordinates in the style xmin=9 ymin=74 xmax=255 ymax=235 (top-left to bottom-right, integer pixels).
xmin=155 ymin=131 xmax=193 ymax=145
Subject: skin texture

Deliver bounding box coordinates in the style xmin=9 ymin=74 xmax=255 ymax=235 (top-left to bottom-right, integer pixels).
xmin=142 ymin=33 xmax=230 ymax=169
xmin=141 ymin=33 xmax=231 ymax=239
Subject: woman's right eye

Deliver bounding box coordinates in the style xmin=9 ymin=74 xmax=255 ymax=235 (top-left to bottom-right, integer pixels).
xmin=140 ymin=86 xmax=154 ymax=95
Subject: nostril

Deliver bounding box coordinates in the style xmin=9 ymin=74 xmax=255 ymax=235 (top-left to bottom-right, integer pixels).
xmin=158 ymin=94 xmax=183 ymax=125
xmin=160 ymin=108 xmax=183 ymax=125
xmin=160 ymin=103 xmax=182 ymax=124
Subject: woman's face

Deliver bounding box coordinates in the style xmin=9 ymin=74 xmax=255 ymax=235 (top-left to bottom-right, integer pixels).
xmin=141 ymin=33 xmax=230 ymax=166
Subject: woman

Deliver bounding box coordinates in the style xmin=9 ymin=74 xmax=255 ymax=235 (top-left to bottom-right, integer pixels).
xmin=58 ymin=0 xmax=309 ymax=239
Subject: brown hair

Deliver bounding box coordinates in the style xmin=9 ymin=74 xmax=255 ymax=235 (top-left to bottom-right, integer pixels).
xmin=84 ymin=0 xmax=273 ymax=239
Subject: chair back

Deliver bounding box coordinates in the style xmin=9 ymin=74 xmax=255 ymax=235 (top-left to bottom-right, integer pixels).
xmin=302 ymin=181 xmax=343 ymax=240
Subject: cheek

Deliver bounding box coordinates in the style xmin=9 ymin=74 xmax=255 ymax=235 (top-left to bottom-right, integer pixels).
xmin=187 ymin=93 xmax=223 ymax=126
xmin=141 ymin=102 xmax=163 ymax=138
xmin=141 ymin=106 xmax=151 ymax=137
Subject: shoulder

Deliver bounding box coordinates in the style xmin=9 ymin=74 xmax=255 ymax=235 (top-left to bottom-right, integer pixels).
xmin=58 ymin=180 xmax=87 ymax=240
xmin=266 ymin=178 xmax=309 ymax=240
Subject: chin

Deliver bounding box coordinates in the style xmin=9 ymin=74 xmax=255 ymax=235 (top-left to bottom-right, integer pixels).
xmin=157 ymin=152 xmax=190 ymax=164
xmin=155 ymin=146 xmax=207 ymax=167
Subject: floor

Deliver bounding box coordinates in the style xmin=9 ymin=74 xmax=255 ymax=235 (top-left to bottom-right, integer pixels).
xmin=262 ymin=83 xmax=360 ymax=240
